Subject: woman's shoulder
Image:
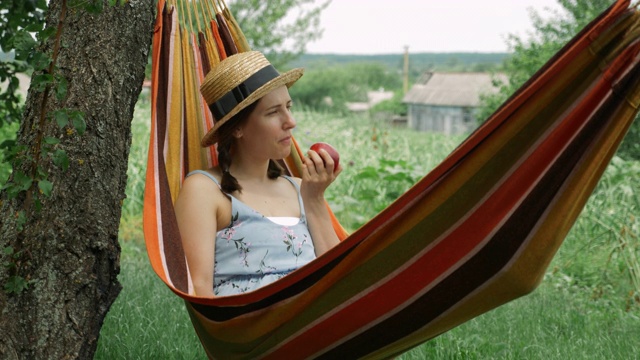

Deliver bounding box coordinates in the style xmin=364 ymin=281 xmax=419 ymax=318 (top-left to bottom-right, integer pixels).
xmin=179 ymin=167 xmax=225 ymax=202
xmin=186 ymin=167 xmax=223 ymax=184
xmin=175 ymin=167 xmax=232 ymax=239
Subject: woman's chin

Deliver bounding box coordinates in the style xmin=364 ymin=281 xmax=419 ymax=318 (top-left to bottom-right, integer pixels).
xmin=273 ymin=149 xmax=292 ymax=160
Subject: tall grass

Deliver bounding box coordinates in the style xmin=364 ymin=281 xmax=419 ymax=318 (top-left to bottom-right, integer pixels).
xmin=97 ymin=100 xmax=639 ymax=359
xmin=95 ymin=241 xmax=205 ymax=359
xmin=118 ymin=90 xmax=151 ymax=242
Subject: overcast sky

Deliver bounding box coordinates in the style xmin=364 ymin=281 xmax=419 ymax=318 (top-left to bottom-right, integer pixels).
xmin=305 ymin=0 xmax=564 ymax=54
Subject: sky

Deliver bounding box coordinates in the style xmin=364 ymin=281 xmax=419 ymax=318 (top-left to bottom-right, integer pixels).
xmin=305 ymin=0 xmax=564 ymax=54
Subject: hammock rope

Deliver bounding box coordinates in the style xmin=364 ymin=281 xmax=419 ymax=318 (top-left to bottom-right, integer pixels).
xmin=144 ymin=0 xmax=640 ymax=358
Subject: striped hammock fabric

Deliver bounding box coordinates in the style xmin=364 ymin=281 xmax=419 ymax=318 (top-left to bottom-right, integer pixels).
xmin=143 ymin=0 xmax=640 ymax=358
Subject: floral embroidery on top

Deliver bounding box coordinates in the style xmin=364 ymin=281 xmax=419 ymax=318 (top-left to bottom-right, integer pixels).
xmin=282 ymin=226 xmax=309 ymax=264
xmin=220 ymin=212 xmax=251 ymax=267
xmin=256 ymin=250 xmax=277 ymax=276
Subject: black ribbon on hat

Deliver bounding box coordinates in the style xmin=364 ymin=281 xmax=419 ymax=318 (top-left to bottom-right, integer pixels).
xmin=208 ymin=65 xmax=280 ymax=120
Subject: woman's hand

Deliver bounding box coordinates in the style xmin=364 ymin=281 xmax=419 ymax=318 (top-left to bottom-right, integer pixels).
xmin=300 ymin=148 xmax=342 ymax=199
xmin=299 ymin=149 xmax=342 ymax=256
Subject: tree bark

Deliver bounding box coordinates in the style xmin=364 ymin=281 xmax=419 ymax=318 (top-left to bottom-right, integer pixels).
xmin=0 ymin=0 xmax=155 ymax=358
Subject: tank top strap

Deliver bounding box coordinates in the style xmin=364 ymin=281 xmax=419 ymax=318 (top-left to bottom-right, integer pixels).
xmin=186 ymin=171 xmax=306 ymax=220
xmin=186 ymin=170 xmax=221 ymax=188
xmin=281 ymin=175 xmax=306 ymax=219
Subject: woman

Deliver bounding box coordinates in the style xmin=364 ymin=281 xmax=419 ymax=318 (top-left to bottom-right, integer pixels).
xmin=174 ymin=51 xmax=341 ymax=297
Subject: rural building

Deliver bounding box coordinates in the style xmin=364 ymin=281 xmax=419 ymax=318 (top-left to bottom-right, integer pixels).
xmin=346 ymin=89 xmax=394 ymax=112
xmin=403 ymin=72 xmax=505 ymax=135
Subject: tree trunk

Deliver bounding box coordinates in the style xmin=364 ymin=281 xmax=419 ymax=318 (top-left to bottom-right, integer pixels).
xmin=0 ymin=0 xmax=155 ymax=358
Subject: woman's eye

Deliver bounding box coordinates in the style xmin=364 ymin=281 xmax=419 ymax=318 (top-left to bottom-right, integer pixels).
xmin=266 ymin=104 xmax=292 ymax=115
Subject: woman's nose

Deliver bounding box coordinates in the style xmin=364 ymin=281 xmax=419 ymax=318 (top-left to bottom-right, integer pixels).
xmin=283 ymin=111 xmax=296 ymax=129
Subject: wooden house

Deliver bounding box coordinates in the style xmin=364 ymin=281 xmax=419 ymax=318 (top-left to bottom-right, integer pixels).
xmin=403 ymin=72 xmax=504 ymax=135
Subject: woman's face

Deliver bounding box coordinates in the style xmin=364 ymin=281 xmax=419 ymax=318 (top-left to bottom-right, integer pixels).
xmin=234 ymin=85 xmax=296 ymax=161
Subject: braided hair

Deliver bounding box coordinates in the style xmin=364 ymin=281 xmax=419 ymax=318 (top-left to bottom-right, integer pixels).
xmin=214 ymin=101 xmax=284 ymax=193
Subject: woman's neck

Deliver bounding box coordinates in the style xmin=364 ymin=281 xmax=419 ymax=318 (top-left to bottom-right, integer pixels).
xmin=228 ymin=154 xmax=271 ymax=183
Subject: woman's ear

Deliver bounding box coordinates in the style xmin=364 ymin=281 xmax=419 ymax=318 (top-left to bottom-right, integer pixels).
xmin=233 ymin=127 xmax=243 ymax=139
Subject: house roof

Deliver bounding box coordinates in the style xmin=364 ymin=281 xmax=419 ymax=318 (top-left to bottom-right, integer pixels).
xmin=403 ymin=72 xmax=506 ymax=107
xmin=346 ymin=89 xmax=394 ymax=112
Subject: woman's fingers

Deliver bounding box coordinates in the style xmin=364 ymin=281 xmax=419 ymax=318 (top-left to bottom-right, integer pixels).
xmin=300 ymin=150 xmax=341 ymax=200
xmin=307 ymin=149 xmax=335 ymax=174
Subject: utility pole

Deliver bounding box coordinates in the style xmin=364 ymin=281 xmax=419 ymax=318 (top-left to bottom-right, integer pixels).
xmin=403 ymin=45 xmax=409 ymax=94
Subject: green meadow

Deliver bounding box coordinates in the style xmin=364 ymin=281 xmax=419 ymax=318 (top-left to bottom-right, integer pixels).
xmin=93 ymin=96 xmax=639 ymax=359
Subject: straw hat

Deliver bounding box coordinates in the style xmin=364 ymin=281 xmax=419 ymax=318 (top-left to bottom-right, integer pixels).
xmin=200 ymin=51 xmax=304 ymax=147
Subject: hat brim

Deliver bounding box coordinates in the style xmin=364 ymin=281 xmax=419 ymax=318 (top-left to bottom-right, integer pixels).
xmin=201 ymin=68 xmax=304 ymax=147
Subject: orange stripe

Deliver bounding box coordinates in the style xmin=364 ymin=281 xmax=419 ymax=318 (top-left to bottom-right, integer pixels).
xmin=144 ymin=0 xmax=167 ymax=284
xmin=210 ymin=19 xmax=227 ymax=60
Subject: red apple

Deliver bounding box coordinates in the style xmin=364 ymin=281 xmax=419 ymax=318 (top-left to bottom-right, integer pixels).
xmin=310 ymin=142 xmax=340 ymax=172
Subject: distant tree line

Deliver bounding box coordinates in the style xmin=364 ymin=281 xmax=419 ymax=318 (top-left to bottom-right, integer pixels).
xmin=288 ymin=53 xmax=506 ymax=115
xmin=291 ymin=52 xmax=508 ymax=74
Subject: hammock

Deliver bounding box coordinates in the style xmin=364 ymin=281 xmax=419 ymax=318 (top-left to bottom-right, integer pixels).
xmin=143 ymin=0 xmax=640 ymax=358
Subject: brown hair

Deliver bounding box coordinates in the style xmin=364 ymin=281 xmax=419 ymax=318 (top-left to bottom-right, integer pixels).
xmin=214 ymin=101 xmax=283 ymax=193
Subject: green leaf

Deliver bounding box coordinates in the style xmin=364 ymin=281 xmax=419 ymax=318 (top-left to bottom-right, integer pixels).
xmin=84 ymin=0 xmax=104 ymax=14
xmin=53 ymin=110 xmax=69 ymax=128
xmin=34 ymin=197 xmax=43 ymax=212
xmin=12 ymin=171 xmax=33 ymax=192
xmin=31 ymin=51 xmax=51 ymax=72
xmin=38 ymin=180 xmax=53 ymax=197
xmin=51 ymin=149 xmax=69 ymax=170
xmin=11 ymin=30 xmax=37 ymax=53
xmin=383 ymin=173 xmax=412 ymax=183
xmin=4 ymin=275 xmax=29 ymax=294
xmin=2 ymin=246 xmax=14 ymax=256
xmin=71 ymin=112 xmax=86 ymax=135
xmin=25 ymin=23 xmax=44 ymax=33
xmin=34 ymin=167 xmax=47 ymax=183
xmin=16 ymin=210 xmax=27 ymax=232
xmin=356 ymin=188 xmax=380 ymax=198
xmin=31 ymin=73 xmax=54 ymax=92
xmin=0 ymin=139 xmax=16 ymax=150
xmin=38 ymin=27 xmax=57 ymax=42
xmin=354 ymin=167 xmax=379 ymax=180
xmin=44 ymin=137 xmax=60 ymax=145
xmin=55 ymin=75 xmax=68 ymax=101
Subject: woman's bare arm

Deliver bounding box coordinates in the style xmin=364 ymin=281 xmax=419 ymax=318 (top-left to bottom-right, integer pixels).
xmin=174 ymin=174 xmax=222 ymax=297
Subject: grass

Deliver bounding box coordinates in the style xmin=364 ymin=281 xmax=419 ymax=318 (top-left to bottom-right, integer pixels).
xmin=95 ymin=241 xmax=205 ymax=359
xmin=118 ymin=90 xmax=151 ymax=243
xmin=403 ymin=279 xmax=640 ymax=359
xmin=95 ymin=98 xmax=639 ymax=359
